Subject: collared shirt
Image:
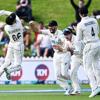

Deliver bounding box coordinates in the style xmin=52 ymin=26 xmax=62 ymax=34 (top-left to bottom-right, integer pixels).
xmin=76 ymin=16 xmax=99 ymax=44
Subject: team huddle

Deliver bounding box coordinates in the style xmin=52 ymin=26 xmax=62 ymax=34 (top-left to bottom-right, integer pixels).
xmin=0 ymin=6 xmax=100 ymax=98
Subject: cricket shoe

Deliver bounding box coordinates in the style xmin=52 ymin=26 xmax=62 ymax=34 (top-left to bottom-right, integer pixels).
xmin=64 ymin=88 xmax=72 ymax=95
xmin=89 ymin=87 xmax=100 ymax=98
xmin=70 ymin=90 xmax=81 ymax=95
xmin=4 ymin=68 xmax=11 ymax=80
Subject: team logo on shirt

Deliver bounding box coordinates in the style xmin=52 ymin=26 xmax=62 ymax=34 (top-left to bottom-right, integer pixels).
xmin=35 ymin=64 xmax=49 ymax=81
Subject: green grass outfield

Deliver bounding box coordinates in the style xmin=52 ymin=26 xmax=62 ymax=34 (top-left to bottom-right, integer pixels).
xmin=0 ymin=84 xmax=100 ymax=100
xmin=0 ymin=0 xmax=100 ymax=28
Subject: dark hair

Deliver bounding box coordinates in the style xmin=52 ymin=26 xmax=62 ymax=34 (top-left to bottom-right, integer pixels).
xmin=6 ymin=13 xmax=16 ymax=25
xmin=48 ymin=20 xmax=58 ymax=27
xmin=39 ymin=21 xmax=44 ymax=25
xmin=71 ymin=22 xmax=77 ymax=27
xmin=79 ymin=7 xmax=88 ymax=16
xmin=92 ymin=10 xmax=100 ymax=16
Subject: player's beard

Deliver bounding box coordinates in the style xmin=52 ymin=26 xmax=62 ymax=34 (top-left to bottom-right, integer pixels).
xmin=50 ymin=28 xmax=56 ymax=34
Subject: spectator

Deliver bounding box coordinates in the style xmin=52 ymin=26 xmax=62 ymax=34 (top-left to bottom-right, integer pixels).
xmin=29 ymin=21 xmax=46 ymax=42
xmin=0 ymin=22 xmax=9 ymax=56
xmin=92 ymin=10 xmax=100 ymax=16
xmin=64 ymin=22 xmax=77 ymax=38
xmin=16 ymin=0 xmax=31 ymax=9
xmin=0 ymin=22 xmax=5 ymax=42
xmin=34 ymin=33 xmax=53 ymax=57
xmin=29 ymin=20 xmax=51 ymax=57
xmin=70 ymin=0 xmax=92 ymax=22
xmin=16 ymin=0 xmax=34 ymax=22
xmin=68 ymin=22 xmax=78 ymax=35
xmin=39 ymin=21 xmax=46 ymax=30
xmin=92 ymin=10 xmax=100 ymax=20
xmin=23 ymin=28 xmax=32 ymax=51
xmin=29 ymin=21 xmax=40 ymax=42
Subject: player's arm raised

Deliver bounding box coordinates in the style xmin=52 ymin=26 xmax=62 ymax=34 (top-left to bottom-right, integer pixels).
xmin=29 ymin=21 xmax=40 ymax=33
xmin=29 ymin=21 xmax=53 ymax=37
xmin=0 ymin=10 xmax=12 ymax=16
xmin=0 ymin=10 xmax=21 ymax=23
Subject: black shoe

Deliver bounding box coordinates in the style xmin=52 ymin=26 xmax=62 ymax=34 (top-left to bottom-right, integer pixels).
xmin=4 ymin=68 xmax=11 ymax=80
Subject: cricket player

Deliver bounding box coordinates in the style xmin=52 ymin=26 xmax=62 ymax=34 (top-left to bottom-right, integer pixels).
xmin=76 ymin=7 xmax=100 ymax=98
xmin=70 ymin=39 xmax=84 ymax=95
xmin=39 ymin=20 xmax=72 ymax=95
xmin=52 ymin=35 xmax=72 ymax=95
xmin=63 ymin=27 xmax=83 ymax=95
xmin=0 ymin=10 xmax=24 ymax=80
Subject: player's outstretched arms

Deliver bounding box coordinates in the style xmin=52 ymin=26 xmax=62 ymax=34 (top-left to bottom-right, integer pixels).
xmin=29 ymin=21 xmax=40 ymax=33
xmin=0 ymin=10 xmax=21 ymax=24
xmin=0 ymin=10 xmax=12 ymax=16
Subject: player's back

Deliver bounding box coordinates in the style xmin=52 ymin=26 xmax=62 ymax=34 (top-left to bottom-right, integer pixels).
xmin=78 ymin=16 xmax=99 ymax=44
xmin=4 ymin=20 xmax=23 ymax=44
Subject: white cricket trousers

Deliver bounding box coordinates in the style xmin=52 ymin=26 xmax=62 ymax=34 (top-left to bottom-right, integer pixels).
xmin=70 ymin=55 xmax=82 ymax=92
xmin=83 ymin=41 xmax=100 ymax=91
xmin=53 ymin=52 xmax=71 ymax=90
xmin=0 ymin=42 xmax=24 ymax=74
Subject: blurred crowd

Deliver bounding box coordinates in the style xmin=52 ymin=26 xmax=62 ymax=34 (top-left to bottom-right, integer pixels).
xmin=0 ymin=0 xmax=100 ymax=57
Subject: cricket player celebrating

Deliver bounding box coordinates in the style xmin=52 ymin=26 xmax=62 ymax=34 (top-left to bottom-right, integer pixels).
xmin=0 ymin=10 xmax=24 ymax=80
xmin=76 ymin=7 xmax=100 ymax=98
xmin=70 ymin=38 xmax=84 ymax=95
xmin=33 ymin=20 xmax=72 ymax=95
xmin=48 ymin=21 xmax=72 ymax=95
xmin=63 ymin=27 xmax=83 ymax=95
